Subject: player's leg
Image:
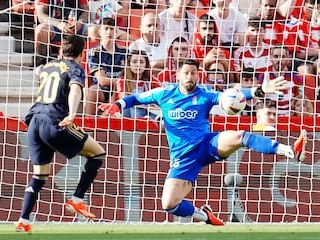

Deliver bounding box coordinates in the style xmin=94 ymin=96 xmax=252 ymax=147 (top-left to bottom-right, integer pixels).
xmin=161 ymin=178 xmax=224 ymax=225
xmin=59 ymin=127 xmax=105 ymax=219
xmin=16 ymin=116 xmax=54 ymax=232
xmin=217 ymin=130 xmax=295 ymax=159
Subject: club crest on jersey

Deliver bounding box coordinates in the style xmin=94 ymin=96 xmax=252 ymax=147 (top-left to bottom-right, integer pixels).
xmin=168 ymin=108 xmax=198 ymax=120
xmin=192 ymin=96 xmax=197 ymax=105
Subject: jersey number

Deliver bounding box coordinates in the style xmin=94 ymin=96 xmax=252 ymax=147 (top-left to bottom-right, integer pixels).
xmin=36 ymin=71 xmax=60 ymax=103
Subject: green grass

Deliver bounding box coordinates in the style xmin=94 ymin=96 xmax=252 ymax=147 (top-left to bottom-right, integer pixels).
xmin=1 ymin=223 xmax=320 ymax=240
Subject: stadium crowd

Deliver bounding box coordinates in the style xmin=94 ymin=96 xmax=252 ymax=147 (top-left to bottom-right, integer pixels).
xmin=13 ymin=0 xmax=320 ymax=118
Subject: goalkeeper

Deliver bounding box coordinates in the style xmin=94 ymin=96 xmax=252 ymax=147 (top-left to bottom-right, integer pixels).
xmin=16 ymin=35 xmax=105 ymax=233
xmin=100 ymin=59 xmax=307 ymax=225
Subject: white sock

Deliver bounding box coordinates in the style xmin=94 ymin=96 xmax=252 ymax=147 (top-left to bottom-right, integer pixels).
xmin=276 ymin=144 xmax=294 ymax=158
xmin=192 ymin=207 xmax=208 ymax=222
xmin=71 ymin=196 xmax=83 ymax=203
xmin=19 ymin=217 xmax=30 ymax=224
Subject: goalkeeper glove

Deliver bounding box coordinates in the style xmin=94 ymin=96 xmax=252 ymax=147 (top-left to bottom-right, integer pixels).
xmin=255 ymin=73 xmax=288 ymax=97
xmin=99 ymin=103 xmax=121 ymax=117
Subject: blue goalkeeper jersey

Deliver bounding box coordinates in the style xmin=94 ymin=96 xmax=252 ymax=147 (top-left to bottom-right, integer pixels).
xmin=122 ymin=84 xmax=221 ymax=161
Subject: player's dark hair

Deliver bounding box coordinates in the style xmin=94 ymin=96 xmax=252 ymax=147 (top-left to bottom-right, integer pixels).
xmin=248 ymin=17 xmax=268 ymax=29
xmin=179 ymin=59 xmax=199 ymax=70
xmin=102 ymin=17 xmax=116 ymax=26
xmin=61 ymin=35 xmax=84 ymax=58
xmin=199 ymin=13 xmax=215 ymax=23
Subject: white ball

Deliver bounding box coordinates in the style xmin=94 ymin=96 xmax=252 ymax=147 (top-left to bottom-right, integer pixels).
xmin=219 ymin=88 xmax=246 ymax=115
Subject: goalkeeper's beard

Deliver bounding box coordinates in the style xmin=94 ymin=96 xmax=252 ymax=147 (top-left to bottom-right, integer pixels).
xmin=183 ymin=81 xmax=197 ymax=93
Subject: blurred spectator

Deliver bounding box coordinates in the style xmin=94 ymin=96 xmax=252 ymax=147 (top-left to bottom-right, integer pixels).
xmin=35 ymin=0 xmax=89 ymax=65
xmin=295 ymin=0 xmax=320 ymax=74
xmin=130 ymin=0 xmax=168 ymax=11
xmin=12 ymin=0 xmax=35 ymax=14
xmin=205 ymin=62 xmax=226 ymax=92
xmin=234 ymin=18 xmax=273 ymax=81
xmin=207 ymin=0 xmax=247 ymax=48
xmin=129 ymin=13 xmax=167 ymax=76
xmin=85 ymin=18 xmax=127 ymax=115
xmin=291 ymin=95 xmax=314 ymax=116
xmin=87 ymin=1 xmax=135 ymax=42
xmin=237 ymin=68 xmax=259 ymax=116
xmin=115 ymin=50 xmax=153 ymax=118
xmin=158 ymin=0 xmax=197 ymax=48
xmin=258 ymin=46 xmax=302 ymax=115
xmin=155 ymin=37 xmax=206 ymax=87
xmin=253 ymin=100 xmax=277 ymax=131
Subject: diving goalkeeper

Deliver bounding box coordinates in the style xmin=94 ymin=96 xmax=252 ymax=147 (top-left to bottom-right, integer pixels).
xmin=100 ymin=59 xmax=307 ymax=225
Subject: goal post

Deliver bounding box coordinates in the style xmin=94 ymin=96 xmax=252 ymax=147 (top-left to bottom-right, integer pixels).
xmin=1 ymin=116 xmax=319 ymax=223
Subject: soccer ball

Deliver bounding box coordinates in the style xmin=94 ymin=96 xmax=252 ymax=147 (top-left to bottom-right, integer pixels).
xmin=219 ymin=88 xmax=246 ymax=115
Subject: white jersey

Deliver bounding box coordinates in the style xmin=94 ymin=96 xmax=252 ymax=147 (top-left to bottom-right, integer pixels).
xmin=129 ymin=38 xmax=168 ymax=63
xmin=158 ymin=9 xmax=196 ymax=48
xmin=208 ymin=7 xmax=247 ymax=44
xmin=234 ymin=43 xmax=272 ymax=72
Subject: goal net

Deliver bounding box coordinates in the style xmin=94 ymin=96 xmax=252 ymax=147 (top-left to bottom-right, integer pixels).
xmin=0 ymin=0 xmax=320 ymax=224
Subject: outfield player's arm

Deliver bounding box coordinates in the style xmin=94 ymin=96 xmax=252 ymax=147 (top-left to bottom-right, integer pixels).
xmin=59 ymin=83 xmax=82 ymax=127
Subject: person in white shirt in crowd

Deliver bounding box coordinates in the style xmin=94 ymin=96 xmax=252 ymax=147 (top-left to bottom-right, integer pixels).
xmin=233 ymin=18 xmax=273 ymax=81
xmin=87 ymin=0 xmax=135 ymax=42
xmin=158 ymin=0 xmax=197 ymax=49
xmin=207 ymin=0 xmax=247 ymax=49
xmin=129 ymin=12 xmax=167 ymax=76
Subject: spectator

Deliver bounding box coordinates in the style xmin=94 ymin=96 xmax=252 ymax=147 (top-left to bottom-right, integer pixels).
xmin=87 ymin=1 xmax=135 ymax=43
xmin=260 ymin=0 xmax=281 ymax=46
xmin=205 ymin=62 xmax=226 ymax=92
xmin=35 ymin=0 xmax=89 ymax=65
xmin=158 ymin=0 xmax=197 ymax=48
xmin=237 ymin=68 xmax=259 ymax=116
xmin=85 ymin=18 xmax=127 ymax=115
xmin=115 ymin=50 xmax=153 ymax=118
xmin=155 ymin=37 xmax=206 ymax=87
xmin=253 ymin=100 xmax=277 ymax=131
xmin=295 ymin=0 xmax=320 ymax=74
xmin=129 ymin=13 xmax=167 ymax=76
xmin=234 ymin=18 xmax=273 ymax=81
xmin=258 ymin=46 xmax=302 ymax=115
xmin=291 ymin=95 xmax=314 ymax=116
xmin=207 ymin=0 xmax=247 ymax=48
xmin=130 ymin=0 xmax=168 ymax=11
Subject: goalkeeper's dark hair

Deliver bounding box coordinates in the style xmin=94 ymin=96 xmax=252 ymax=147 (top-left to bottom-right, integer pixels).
xmin=179 ymin=59 xmax=199 ymax=70
xmin=61 ymin=35 xmax=85 ymax=58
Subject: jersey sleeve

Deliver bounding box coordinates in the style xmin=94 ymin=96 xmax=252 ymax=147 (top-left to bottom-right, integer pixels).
xmin=121 ymin=87 xmax=166 ymax=108
xmin=88 ymin=48 xmax=101 ymax=74
xmin=69 ymin=65 xmax=85 ymax=88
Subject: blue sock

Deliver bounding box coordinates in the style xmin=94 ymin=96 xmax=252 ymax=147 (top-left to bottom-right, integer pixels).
xmin=74 ymin=154 xmax=104 ymax=199
xmin=165 ymin=200 xmax=195 ymax=217
xmin=242 ymin=131 xmax=279 ymax=154
xmin=21 ymin=178 xmax=46 ymax=220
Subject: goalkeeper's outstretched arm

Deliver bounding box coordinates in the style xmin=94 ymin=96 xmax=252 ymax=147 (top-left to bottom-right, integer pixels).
xmin=239 ymin=75 xmax=288 ymax=100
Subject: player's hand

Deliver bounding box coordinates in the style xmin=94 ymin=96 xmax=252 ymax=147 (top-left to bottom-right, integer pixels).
xmin=59 ymin=115 xmax=76 ymax=127
xmin=99 ymin=103 xmax=121 ymax=117
xmin=262 ymin=72 xmax=288 ymax=95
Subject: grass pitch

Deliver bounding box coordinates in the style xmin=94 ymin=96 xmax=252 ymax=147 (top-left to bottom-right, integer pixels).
xmin=1 ymin=223 xmax=320 ymax=240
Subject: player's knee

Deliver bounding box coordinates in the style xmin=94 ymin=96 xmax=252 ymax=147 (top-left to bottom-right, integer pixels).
xmin=162 ymin=198 xmax=180 ymax=211
xmin=33 ymin=174 xmax=49 ymax=181
xmin=85 ymin=152 xmax=105 ymax=172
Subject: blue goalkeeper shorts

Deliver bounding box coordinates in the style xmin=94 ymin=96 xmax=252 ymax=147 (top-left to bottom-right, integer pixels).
xmin=167 ymin=132 xmax=225 ymax=185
